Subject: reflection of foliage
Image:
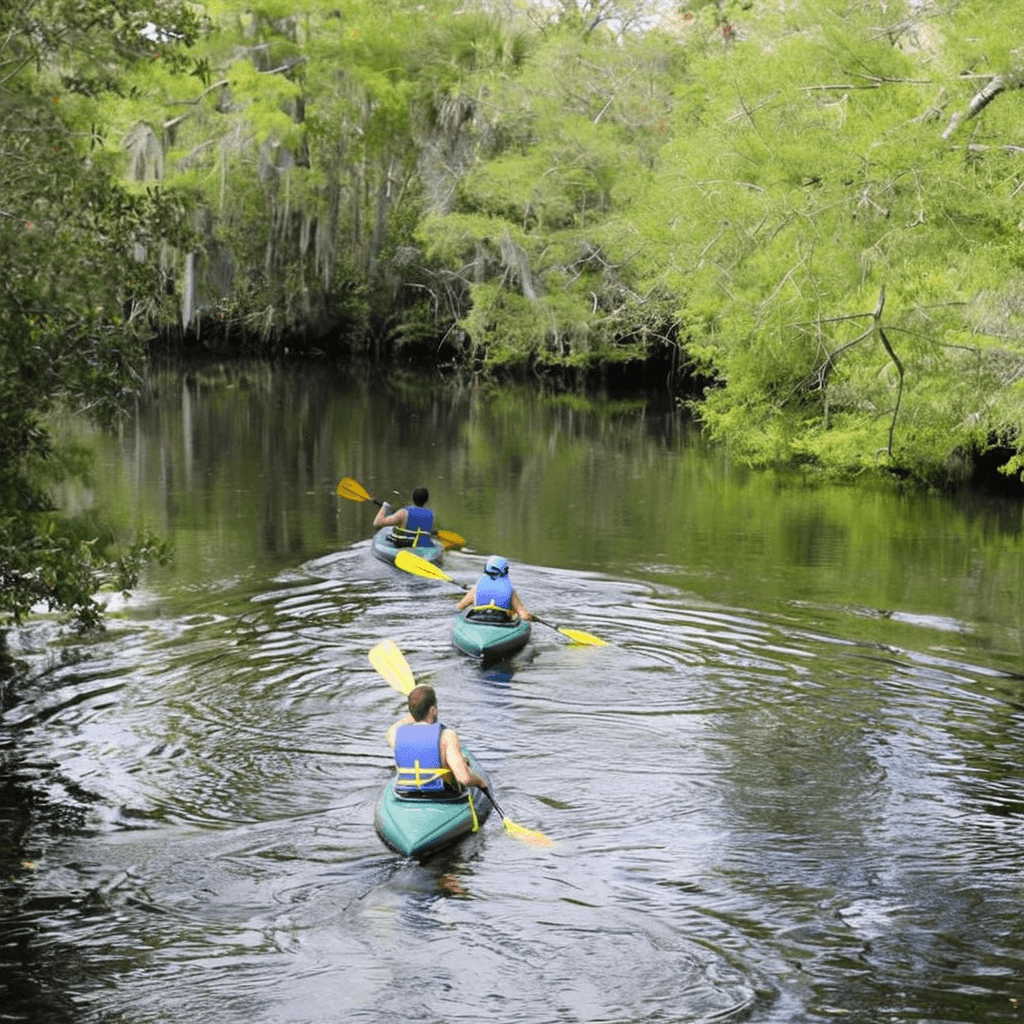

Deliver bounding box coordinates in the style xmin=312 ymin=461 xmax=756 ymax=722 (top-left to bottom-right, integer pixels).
xmin=61 ymin=364 xmax=1024 ymax=680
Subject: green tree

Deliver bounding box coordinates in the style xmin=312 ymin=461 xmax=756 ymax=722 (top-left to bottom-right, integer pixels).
xmin=415 ymin=25 xmax=687 ymax=377
xmin=407 ymin=0 xmax=1023 ymax=483
xmin=0 ymin=0 xmax=194 ymax=629
xmin=98 ymin=1 xmax=510 ymax=353
xmin=673 ymin=0 xmax=1024 ymax=482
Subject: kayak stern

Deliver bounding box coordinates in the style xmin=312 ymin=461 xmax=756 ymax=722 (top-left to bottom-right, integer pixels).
xmin=372 ymin=528 xmax=444 ymax=567
xmin=452 ymin=608 xmax=531 ymax=663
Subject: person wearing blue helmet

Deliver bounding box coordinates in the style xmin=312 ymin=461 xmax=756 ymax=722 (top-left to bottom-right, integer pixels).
xmin=456 ymin=555 xmax=532 ymax=621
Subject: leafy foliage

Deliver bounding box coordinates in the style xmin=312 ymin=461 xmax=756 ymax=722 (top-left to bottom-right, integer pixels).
xmin=663 ymin=0 xmax=1024 ymax=483
xmin=0 ymin=0 xmax=190 ymax=628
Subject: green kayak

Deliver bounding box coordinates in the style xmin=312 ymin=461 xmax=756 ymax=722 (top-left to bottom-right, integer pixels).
xmin=371 ymin=528 xmax=444 ymax=567
xmin=452 ymin=607 xmax=531 ymax=662
xmin=374 ymin=748 xmax=493 ymax=858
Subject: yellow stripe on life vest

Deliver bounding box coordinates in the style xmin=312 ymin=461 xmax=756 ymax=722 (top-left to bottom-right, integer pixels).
xmin=396 ymin=760 xmax=452 ymax=788
xmin=471 ymin=600 xmax=512 ymax=617
xmin=392 ymin=527 xmax=430 ymax=544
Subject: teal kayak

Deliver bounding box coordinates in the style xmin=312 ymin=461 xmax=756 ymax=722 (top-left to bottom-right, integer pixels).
xmin=374 ymin=749 xmax=493 ymax=858
xmin=371 ymin=528 xmax=444 ymax=567
xmin=452 ymin=607 xmax=531 ymax=662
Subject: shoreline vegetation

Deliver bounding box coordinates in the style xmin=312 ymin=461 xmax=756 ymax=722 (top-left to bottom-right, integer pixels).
xmin=3 ymin=0 xmax=1023 ymax=626
xmin=140 ymin=0 xmax=1021 ymax=493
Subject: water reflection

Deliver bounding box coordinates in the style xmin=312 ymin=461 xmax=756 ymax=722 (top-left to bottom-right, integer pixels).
xmin=3 ymin=363 xmax=1024 ymax=1023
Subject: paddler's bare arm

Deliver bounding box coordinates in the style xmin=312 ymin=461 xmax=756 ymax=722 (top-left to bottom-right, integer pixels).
xmin=373 ymin=502 xmax=408 ymax=529
xmin=511 ymin=589 xmax=531 ymax=620
xmin=441 ymin=728 xmax=487 ymax=789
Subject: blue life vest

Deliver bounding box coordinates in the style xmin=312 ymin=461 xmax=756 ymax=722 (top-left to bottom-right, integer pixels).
xmin=473 ymin=573 xmax=513 ymax=618
xmin=394 ymin=722 xmax=449 ymax=794
xmin=392 ymin=505 xmax=434 ymax=548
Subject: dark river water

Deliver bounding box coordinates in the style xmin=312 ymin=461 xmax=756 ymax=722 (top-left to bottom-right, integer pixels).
xmin=2 ymin=361 xmax=1023 ymax=1024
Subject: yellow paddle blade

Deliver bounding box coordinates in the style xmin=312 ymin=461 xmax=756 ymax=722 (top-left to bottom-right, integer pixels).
xmin=482 ymin=786 xmax=555 ymax=848
xmin=501 ymin=816 xmax=555 ymax=848
xmin=336 ymin=476 xmax=372 ymax=502
xmin=435 ymin=529 xmax=466 ymax=550
xmin=532 ymin=614 xmax=608 ymax=647
xmin=368 ymin=639 xmax=415 ymax=696
xmin=557 ymin=627 xmax=608 ymax=647
xmin=394 ymin=549 xmax=457 ymax=583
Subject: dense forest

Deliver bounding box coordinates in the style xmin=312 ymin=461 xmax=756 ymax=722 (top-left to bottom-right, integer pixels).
xmin=2 ymin=0 xmax=1023 ymax=625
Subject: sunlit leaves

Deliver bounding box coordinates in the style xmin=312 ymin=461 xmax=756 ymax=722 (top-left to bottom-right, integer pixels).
xmin=646 ymin=0 xmax=1024 ymax=482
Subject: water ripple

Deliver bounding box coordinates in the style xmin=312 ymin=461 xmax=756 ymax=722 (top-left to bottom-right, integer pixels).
xmin=4 ymin=551 xmax=1024 ymax=1024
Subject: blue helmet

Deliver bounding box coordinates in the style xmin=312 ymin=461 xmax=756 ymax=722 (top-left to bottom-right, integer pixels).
xmin=484 ymin=555 xmax=509 ymax=578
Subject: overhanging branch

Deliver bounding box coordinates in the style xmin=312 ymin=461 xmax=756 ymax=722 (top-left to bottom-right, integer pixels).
xmin=941 ymin=73 xmax=1008 ymax=139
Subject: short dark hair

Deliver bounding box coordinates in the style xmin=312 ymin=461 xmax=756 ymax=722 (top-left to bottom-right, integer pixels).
xmin=408 ymin=684 xmax=436 ymax=721
xmin=411 ymin=486 xmax=429 ymax=506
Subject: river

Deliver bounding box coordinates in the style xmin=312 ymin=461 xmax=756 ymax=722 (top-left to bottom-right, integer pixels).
xmin=2 ymin=360 xmax=1023 ymax=1023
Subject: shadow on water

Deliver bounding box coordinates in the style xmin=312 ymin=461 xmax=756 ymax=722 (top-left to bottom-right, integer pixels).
xmin=3 ymin=363 xmax=1024 ymax=1023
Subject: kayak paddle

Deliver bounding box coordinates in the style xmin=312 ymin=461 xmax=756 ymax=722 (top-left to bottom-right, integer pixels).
xmin=395 ymin=549 xmax=470 ymax=590
xmin=336 ymin=476 xmax=465 ymax=549
xmin=530 ymin=614 xmax=608 ymax=647
xmin=368 ymin=638 xmax=415 ymax=696
xmin=368 ymin=639 xmax=555 ymax=848
xmin=482 ymin=787 xmax=555 ymax=848
xmin=393 ymin=550 xmax=608 ymax=647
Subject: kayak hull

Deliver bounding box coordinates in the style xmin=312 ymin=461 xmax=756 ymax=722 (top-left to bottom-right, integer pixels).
xmin=374 ymin=749 xmax=492 ymax=858
xmin=452 ymin=608 xmax=531 ymax=662
xmin=371 ymin=528 xmax=444 ymax=566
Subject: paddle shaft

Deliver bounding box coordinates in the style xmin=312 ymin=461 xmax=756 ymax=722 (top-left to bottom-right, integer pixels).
xmin=337 ymin=476 xmax=410 ymax=512
xmin=531 ymin=614 xmax=561 ymax=633
xmin=529 ymin=613 xmax=607 ymax=646
xmin=532 ymin=613 xmax=579 ymax=635
xmin=482 ymin=786 xmax=507 ymax=820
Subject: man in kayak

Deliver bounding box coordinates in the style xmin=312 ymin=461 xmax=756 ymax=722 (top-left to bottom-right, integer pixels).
xmin=386 ymin=684 xmax=488 ymax=794
xmin=373 ymin=485 xmax=434 ymax=548
xmin=455 ymin=555 xmax=532 ymax=622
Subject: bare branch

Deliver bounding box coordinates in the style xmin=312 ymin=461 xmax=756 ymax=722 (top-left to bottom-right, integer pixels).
xmin=757 ymin=249 xmax=812 ymax=314
xmin=727 ymin=91 xmax=780 ymax=125
xmin=961 ymin=143 xmax=1024 ymax=155
xmin=259 ymin=57 xmax=307 ymax=76
xmin=679 ymin=179 xmax=766 ymax=193
xmin=941 ymin=73 xmax=1007 ymax=140
xmin=877 ymin=329 xmax=904 ymax=458
xmin=167 ymin=79 xmax=231 ymax=107
xmin=788 ymin=286 xmax=905 ymax=456
xmin=799 ymin=74 xmax=929 ymax=92
xmin=696 ymin=229 xmax=725 ymax=268
xmin=798 ymin=83 xmax=881 ymax=92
